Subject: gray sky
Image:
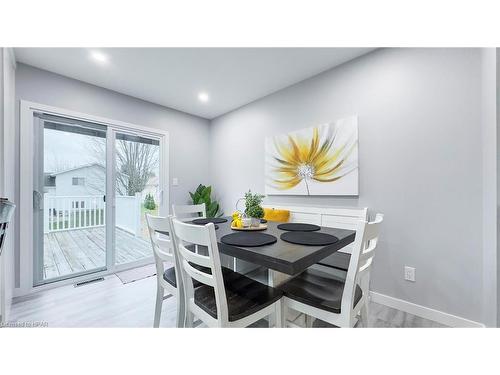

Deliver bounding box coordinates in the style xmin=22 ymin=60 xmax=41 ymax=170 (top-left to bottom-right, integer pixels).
xmin=43 ymin=128 xmax=160 ymax=176
xmin=44 ymin=128 xmax=103 ymax=172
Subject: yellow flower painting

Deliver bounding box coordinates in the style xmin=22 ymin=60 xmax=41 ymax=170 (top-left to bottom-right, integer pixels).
xmin=265 ymin=116 xmax=358 ymax=196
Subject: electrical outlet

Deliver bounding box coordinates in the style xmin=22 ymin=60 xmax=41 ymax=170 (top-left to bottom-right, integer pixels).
xmin=404 ymin=266 xmax=415 ymax=282
xmin=172 ymin=177 xmax=179 ymax=186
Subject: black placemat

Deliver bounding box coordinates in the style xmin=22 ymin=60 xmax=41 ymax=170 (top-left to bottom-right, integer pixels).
xmin=277 ymin=223 xmax=321 ymax=232
xmin=192 ymin=217 xmax=228 ymax=225
xmin=221 ymin=232 xmax=277 ymax=247
xmin=192 ymin=223 xmax=219 ymax=230
xmin=280 ymin=231 xmax=339 ymax=246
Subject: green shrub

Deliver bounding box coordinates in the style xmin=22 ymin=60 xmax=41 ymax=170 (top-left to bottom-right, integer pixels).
xmin=144 ymin=193 xmax=156 ymax=210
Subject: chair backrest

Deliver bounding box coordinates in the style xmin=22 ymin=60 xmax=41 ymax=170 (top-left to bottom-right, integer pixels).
xmin=341 ymin=213 xmax=384 ymax=316
xmin=0 ymin=200 xmax=16 ymax=257
xmin=145 ymin=214 xmax=176 ymax=279
xmin=172 ymin=203 xmax=207 ymax=222
xmin=169 ymin=216 xmax=228 ymax=325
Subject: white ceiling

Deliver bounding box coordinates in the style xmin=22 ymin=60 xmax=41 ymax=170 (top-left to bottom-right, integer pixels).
xmin=14 ymin=48 xmax=374 ymax=119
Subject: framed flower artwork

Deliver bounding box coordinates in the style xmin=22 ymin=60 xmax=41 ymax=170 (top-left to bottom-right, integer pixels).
xmin=265 ymin=116 xmax=358 ymax=196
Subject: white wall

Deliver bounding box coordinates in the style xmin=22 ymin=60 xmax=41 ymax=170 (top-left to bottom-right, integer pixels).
xmin=480 ymin=48 xmax=497 ymax=327
xmin=497 ymin=48 xmax=500 ymax=328
xmin=1 ymin=48 xmax=16 ymax=322
xmin=14 ymin=64 xmax=211 ymax=288
xmin=210 ymin=48 xmax=487 ymax=323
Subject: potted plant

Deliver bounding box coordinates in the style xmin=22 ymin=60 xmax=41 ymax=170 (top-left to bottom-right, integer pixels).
xmin=244 ymin=190 xmax=265 ymax=227
xmin=189 ymin=184 xmax=222 ymax=218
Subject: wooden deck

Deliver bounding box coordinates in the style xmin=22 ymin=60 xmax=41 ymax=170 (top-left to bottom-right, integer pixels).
xmin=43 ymin=227 xmax=152 ymax=280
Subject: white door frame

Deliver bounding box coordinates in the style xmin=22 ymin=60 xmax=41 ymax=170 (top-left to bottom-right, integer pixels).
xmin=18 ymin=100 xmax=170 ymax=296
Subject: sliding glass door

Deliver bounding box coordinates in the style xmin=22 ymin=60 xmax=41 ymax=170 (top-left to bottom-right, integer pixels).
xmin=114 ymin=132 xmax=160 ymax=266
xmin=33 ymin=115 xmax=108 ymax=285
xmin=32 ymin=113 xmax=166 ymax=286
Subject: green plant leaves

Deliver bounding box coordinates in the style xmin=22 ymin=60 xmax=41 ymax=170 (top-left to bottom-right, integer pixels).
xmin=244 ymin=190 xmax=265 ymax=218
xmin=207 ymin=201 xmax=219 ymax=217
xmin=189 ymin=184 xmax=222 ymax=218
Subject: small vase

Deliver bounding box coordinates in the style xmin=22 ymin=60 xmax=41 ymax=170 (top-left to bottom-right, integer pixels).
xmin=251 ymin=217 xmax=261 ymax=227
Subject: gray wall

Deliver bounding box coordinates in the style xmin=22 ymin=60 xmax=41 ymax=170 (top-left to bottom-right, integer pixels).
xmin=210 ymin=48 xmax=485 ymax=322
xmin=1 ymin=48 xmax=16 ymax=321
xmin=497 ymin=48 xmax=500 ymax=327
xmin=16 ymin=63 xmax=211 ymax=207
xmin=14 ymin=64 xmax=211 ymax=286
xmin=480 ymin=48 xmax=497 ymax=327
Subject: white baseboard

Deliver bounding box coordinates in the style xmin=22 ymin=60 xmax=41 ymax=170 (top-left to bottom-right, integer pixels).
xmin=369 ymin=291 xmax=485 ymax=328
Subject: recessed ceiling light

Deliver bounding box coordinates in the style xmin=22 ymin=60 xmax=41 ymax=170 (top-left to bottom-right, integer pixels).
xmin=198 ymin=92 xmax=209 ymax=103
xmin=89 ymin=50 xmax=109 ymax=64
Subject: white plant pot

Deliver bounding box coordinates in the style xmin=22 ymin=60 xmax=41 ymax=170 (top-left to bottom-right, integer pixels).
xmin=251 ymin=218 xmax=261 ymax=227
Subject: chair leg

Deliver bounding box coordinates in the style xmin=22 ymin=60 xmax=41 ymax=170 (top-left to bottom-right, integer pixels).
xmin=154 ymin=285 xmax=163 ymax=328
xmin=185 ymin=311 xmax=194 ymax=328
xmin=275 ymin=300 xmax=284 ymax=328
xmin=305 ymin=315 xmax=314 ymax=328
xmin=176 ymin=295 xmax=185 ymax=328
xmin=360 ymin=302 xmax=369 ymax=328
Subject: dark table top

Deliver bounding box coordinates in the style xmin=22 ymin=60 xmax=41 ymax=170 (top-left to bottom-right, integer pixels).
xmin=215 ymin=217 xmax=355 ymax=275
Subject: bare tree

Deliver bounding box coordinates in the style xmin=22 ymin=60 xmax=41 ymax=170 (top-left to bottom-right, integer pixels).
xmin=115 ymin=139 xmax=159 ymax=196
xmin=88 ymin=138 xmax=159 ymax=196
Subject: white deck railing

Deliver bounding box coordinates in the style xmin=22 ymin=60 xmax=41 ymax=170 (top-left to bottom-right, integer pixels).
xmin=45 ymin=195 xmax=106 ymax=232
xmin=44 ymin=194 xmax=143 ymax=235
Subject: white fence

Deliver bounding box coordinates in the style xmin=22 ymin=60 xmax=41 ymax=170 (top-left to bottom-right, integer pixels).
xmin=44 ymin=194 xmax=142 ymax=236
xmin=115 ymin=194 xmax=142 ymax=235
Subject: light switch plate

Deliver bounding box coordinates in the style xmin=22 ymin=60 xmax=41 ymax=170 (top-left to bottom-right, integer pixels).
xmin=172 ymin=177 xmax=179 ymax=186
xmin=404 ymin=266 xmax=416 ymax=282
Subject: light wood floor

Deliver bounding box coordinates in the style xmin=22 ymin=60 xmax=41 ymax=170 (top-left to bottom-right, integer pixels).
xmin=9 ymin=272 xmax=448 ymax=328
xmin=43 ymin=227 xmax=151 ymax=280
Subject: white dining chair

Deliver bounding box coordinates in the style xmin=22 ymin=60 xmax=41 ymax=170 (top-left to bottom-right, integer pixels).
xmin=279 ymin=214 xmax=384 ymax=328
xmin=169 ymin=216 xmax=284 ymax=328
xmin=171 ymin=203 xmax=206 ymax=221
xmin=171 ymin=203 xmax=208 ymax=255
xmin=315 ymin=207 xmax=368 ymax=275
xmin=145 ymin=214 xmax=185 ymax=328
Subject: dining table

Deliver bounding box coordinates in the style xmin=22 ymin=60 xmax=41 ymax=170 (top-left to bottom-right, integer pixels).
xmin=159 ymin=217 xmax=356 ymax=286
xmin=213 ymin=216 xmax=356 ymax=287
xmin=158 ymin=217 xmax=356 ymax=326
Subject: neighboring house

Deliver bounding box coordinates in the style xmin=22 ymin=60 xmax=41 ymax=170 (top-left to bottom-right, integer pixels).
xmin=43 ymin=173 xmax=56 ymax=196
xmin=45 ymin=163 xmax=105 ymax=196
